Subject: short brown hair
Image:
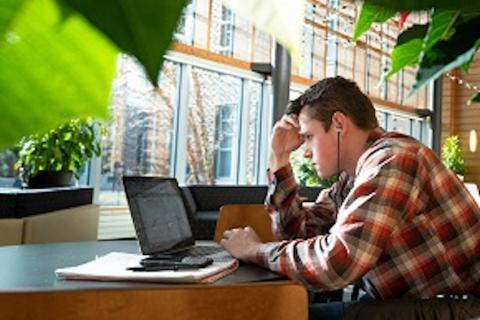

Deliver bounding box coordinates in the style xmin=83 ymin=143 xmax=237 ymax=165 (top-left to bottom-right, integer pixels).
xmin=286 ymin=76 xmax=378 ymax=131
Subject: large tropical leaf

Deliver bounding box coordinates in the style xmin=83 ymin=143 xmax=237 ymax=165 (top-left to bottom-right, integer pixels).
xmin=61 ymin=0 xmax=187 ymax=84
xmin=423 ymin=9 xmax=460 ymax=50
xmin=383 ymin=10 xmax=460 ymax=81
xmin=353 ymin=1 xmax=395 ymax=42
xmin=384 ymin=9 xmax=480 ymax=83
xmin=355 ymin=0 xmax=480 ymax=11
xmin=0 ymin=0 xmax=24 ymax=37
xmin=413 ymin=16 xmax=480 ymax=93
xmin=383 ymin=24 xmax=428 ymax=80
xmin=222 ymin=0 xmax=304 ymax=62
xmin=0 ymin=0 xmax=117 ymax=149
xmin=468 ymin=92 xmax=480 ymax=105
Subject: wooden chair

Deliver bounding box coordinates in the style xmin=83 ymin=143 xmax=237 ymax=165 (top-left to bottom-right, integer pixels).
xmin=213 ymin=204 xmax=276 ymax=243
xmin=215 ymin=204 xmax=357 ymax=304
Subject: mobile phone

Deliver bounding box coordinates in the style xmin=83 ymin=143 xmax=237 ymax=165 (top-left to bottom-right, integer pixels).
xmin=141 ymin=254 xmax=183 ymax=262
xmin=140 ymin=256 xmax=214 ymax=269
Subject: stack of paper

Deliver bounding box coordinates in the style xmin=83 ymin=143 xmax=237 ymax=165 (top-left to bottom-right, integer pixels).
xmin=55 ymin=252 xmax=239 ymax=284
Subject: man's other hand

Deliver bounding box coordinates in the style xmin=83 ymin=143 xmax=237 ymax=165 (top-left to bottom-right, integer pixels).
xmin=220 ymin=226 xmax=262 ymax=263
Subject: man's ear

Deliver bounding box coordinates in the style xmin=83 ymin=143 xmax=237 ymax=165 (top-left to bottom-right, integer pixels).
xmin=332 ymin=112 xmax=347 ymax=134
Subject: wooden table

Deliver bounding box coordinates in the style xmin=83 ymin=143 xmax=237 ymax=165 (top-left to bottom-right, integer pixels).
xmin=0 ymin=240 xmax=308 ymax=320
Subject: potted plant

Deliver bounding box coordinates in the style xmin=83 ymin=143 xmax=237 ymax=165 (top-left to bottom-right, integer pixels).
xmin=441 ymin=135 xmax=465 ymax=180
xmin=15 ymin=119 xmax=103 ymax=188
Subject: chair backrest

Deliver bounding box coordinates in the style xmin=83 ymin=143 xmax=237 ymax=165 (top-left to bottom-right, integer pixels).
xmin=213 ymin=204 xmax=276 ymax=243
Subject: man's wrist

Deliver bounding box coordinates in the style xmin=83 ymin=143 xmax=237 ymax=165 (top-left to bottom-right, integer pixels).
xmin=246 ymin=242 xmax=263 ymax=264
xmin=269 ymin=152 xmax=290 ymax=173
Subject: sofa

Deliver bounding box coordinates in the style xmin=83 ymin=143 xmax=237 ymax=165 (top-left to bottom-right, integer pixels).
xmin=0 ymin=187 xmax=99 ymax=245
xmin=181 ymin=185 xmax=324 ymax=240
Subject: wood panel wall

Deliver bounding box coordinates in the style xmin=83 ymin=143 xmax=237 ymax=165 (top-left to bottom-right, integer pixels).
xmin=441 ymin=55 xmax=480 ymax=186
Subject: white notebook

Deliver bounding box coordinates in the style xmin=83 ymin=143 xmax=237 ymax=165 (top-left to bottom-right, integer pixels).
xmin=55 ymin=252 xmax=238 ymax=284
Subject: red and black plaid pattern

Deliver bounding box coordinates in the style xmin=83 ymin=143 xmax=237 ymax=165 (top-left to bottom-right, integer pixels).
xmin=260 ymin=132 xmax=480 ymax=298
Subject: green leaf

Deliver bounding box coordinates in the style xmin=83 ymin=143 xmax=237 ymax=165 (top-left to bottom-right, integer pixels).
xmin=383 ymin=25 xmax=428 ymax=80
xmin=413 ymin=16 xmax=480 ymax=93
xmin=386 ymin=9 xmax=478 ymax=83
xmin=397 ymin=24 xmax=429 ymax=46
xmin=353 ymin=1 xmax=395 ymax=42
xmin=354 ymin=1 xmax=480 ymax=11
xmin=441 ymin=135 xmax=464 ymax=175
xmin=424 ymin=10 xmax=460 ymax=50
xmin=16 ymin=119 xmax=103 ymax=181
xmin=462 ymin=11 xmax=480 ymax=22
xmin=0 ymin=0 xmax=116 ymax=150
xmin=461 ymin=51 xmax=478 ymax=73
xmin=384 ymin=9 xmax=463 ymax=82
xmin=467 ymin=92 xmax=480 ymax=105
xmin=0 ymin=0 xmax=24 ymax=37
xmin=384 ymin=41 xmax=423 ymax=80
xmin=60 ymin=0 xmax=187 ymax=84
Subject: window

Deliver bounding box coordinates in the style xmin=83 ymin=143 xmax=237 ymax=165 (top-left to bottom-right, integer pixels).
xmin=326 ymin=8 xmax=338 ymax=77
xmin=219 ymin=6 xmax=234 ymax=56
xmin=0 ymin=148 xmax=19 ymax=187
xmin=304 ymin=2 xmax=316 ymax=21
xmin=380 ymin=25 xmax=390 ymax=100
xmin=174 ymin=0 xmax=195 ymax=45
xmin=376 ymin=111 xmax=387 ymax=129
xmin=387 ymin=115 xmax=408 ymax=134
xmin=185 ymin=67 xmax=242 ymax=184
xmin=376 ymin=109 xmax=428 ymax=145
xmin=301 ymin=25 xmax=314 ymax=78
xmin=135 ymin=112 xmax=149 ymax=170
xmin=98 ymin=57 xmax=179 ymax=205
xmin=215 ymin=104 xmax=236 ymax=179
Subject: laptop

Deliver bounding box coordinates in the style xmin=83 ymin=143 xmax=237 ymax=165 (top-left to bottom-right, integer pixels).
xmin=122 ymin=176 xmax=231 ymax=263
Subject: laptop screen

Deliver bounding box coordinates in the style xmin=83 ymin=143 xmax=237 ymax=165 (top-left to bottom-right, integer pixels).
xmin=123 ymin=176 xmax=195 ymax=255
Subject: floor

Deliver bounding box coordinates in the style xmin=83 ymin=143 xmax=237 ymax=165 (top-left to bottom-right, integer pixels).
xmin=97 ymin=207 xmax=135 ymax=240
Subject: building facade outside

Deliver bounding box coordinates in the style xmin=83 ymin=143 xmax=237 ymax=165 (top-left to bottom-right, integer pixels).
xmin=0 ymin=0 xmax=433 ymax=205
xmin=97 ymin=0 xmax=432 ymax=206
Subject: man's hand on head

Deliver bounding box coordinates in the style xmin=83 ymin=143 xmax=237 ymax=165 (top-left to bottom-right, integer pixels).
xmin=220 ymin=226 xmax=262 ymax=263
xmin=269 ymin=114 xmax=304 ymax=172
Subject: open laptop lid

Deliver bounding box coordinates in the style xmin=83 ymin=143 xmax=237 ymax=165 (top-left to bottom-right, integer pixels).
xmin=122 ymin=176 xmax=195 ymax=255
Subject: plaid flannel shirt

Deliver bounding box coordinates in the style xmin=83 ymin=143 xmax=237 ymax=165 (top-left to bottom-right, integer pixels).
xmin=259 ymin=132 xmax=480 ymax=298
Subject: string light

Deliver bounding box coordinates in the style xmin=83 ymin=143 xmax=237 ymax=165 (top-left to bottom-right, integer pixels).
xmin=445 ymin=72 xmax=480 ymax=106
xmin=445 ymin=72 xmax=480 ymax=93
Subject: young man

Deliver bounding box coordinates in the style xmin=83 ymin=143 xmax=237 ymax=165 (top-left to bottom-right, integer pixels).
xmin=220 ymin=76 xmax=480 ymax=317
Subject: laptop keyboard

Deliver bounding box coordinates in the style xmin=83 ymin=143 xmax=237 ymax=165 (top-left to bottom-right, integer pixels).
xmin=175 ymin=245 xmax=233 ymax=263
xmin=180 ymin=245 xmax=224 ymax=257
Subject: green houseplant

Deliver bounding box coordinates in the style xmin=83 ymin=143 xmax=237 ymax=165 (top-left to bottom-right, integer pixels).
xmin=290 ymin=148 xmax=337 ymax=188
xmin=16 ymin=118 xmax=103 ymax=188
xmin=441 ymin=135 xmax=465 ymax=178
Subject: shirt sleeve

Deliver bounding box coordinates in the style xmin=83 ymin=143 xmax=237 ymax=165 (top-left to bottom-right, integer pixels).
xmin=258 ymin=148 xmax=418 ymax=292
xmin=265 ymin=164 xmax=351 ymax=240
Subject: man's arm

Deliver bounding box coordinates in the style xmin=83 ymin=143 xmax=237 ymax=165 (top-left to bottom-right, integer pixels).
xmin=265 ymin=114 xmax=345 ymax=239
xmin=254 ymin=149 xmax=416 ymax=292
xmin=266 ymin=165 xmax=350 ymax=239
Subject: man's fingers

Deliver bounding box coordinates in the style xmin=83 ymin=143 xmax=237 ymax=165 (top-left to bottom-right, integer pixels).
xmin=274 ymin=119 xmax=299 ymax=132
xmin=283 ymin=114 xmax=299 ymax=128
xmin=222 ymin=229 xmax=233 ymax=239
xmin=222 ymin=227 xmax=242 ymax=239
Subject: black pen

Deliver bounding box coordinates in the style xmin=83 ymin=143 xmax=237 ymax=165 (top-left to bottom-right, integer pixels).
xmin=127 ymin=265 xmax=180 ymax=272
xmin=127 ymin=264 xmax=203 ymax=272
